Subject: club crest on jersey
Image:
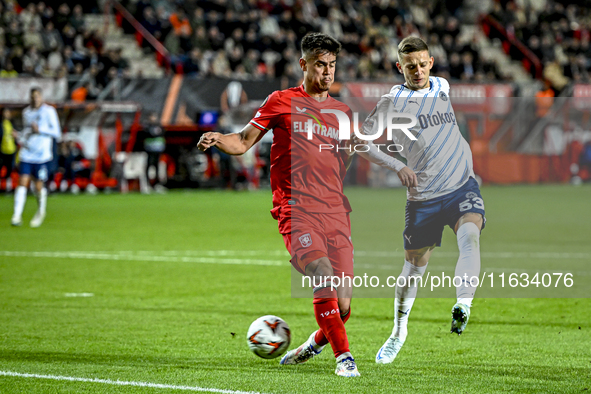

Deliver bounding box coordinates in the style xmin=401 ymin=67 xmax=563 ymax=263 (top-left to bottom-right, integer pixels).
xmin=299 ymin=233 xmax=312 ymax=248
xmin=439 ymin=91 xmax=448 ymax=101
xmin=466 ymin=192 xmax=477 ymax=199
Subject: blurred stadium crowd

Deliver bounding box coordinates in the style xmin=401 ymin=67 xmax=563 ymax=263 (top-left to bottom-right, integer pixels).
xmin=128 ymin=0 xmax=504 ymax=82
xmin=489 ymin=1 xmax=591 ymax=86
xmin=1 ymin=0 xmax=591 ymax=193
xmin=0 ymin=0 xmax=588 ymax=88
xmin=0 ymin=0 xmax=131 ymax=99
xmin=116 ymin=0 xmax=591 ymax=86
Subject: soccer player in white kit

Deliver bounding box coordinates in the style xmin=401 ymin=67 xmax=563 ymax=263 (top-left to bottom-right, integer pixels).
xmin=11 ymin=87 xmax=62 ymax=227
xmin=355 ymin=37 xmax=486 ymax=364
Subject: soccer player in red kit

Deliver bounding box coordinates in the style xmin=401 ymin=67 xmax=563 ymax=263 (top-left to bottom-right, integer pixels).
xmin=197 ymin=33 xmax=360 ymax=377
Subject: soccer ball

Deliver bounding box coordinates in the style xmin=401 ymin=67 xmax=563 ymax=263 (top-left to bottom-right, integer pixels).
xmin=246 ymin=315 xmax=291 ymax=359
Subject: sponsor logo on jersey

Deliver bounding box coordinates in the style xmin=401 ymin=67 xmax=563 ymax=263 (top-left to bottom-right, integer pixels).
xmin=293 ymin=121 xmax=339 ymax=139
xmin=417 ymin=111 xmax=457 ymax=129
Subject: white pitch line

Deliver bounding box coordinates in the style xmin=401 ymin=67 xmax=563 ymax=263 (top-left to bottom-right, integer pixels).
xmin=2 ymin=249 xmax=590 ymax=261
xmin=0 ymin=371 xmax=270 ymax=394
xmin=64 ymin=293 xmax=94 ymax=297
xmin=354 ymin=250 xmax=591 ymax=259
xmin=155 ymin=250 xmax=290 ymax=257
xmin=130 ymin=249 xmax=591 ymax=260
xmin=133 ymin=249 xmax=591 ymax=259
xmin=1 ymin=250 xmax=590 ymax=275
xmin=0 ymin=250 xmax=591 ymax=265
xmin=0 ymin=251 xmax=287 ymax=267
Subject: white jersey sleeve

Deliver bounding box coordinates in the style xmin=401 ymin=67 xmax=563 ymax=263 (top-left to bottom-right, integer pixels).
xmin=39 ymin=105 xmax=61 ymax=139
xmin=363 ymin=77 xmax=474 ymax=201
xmin=356 ymin=97 xmax=407 ymax=172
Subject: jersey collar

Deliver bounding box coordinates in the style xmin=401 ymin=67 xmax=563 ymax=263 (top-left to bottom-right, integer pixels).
xmin=402 ymin=77 xmax=433 ymax=93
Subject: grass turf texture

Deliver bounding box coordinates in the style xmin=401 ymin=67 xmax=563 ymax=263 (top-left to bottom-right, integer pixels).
xmin=0 ymin=185 xmax=590 ymax=393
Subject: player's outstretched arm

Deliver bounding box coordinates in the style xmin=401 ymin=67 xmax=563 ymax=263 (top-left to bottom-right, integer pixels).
xmin=36 ymin=107 xmax=62 ymax=139
xmin=355 ymin=98 xmax=418 ymax=187
xmin=197 ymin=124 xmax=264 ymax=155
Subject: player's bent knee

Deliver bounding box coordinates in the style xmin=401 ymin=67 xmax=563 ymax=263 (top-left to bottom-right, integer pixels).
xmin=336 ymin=283 xmax=352 ymax=299
xmin=337 ymin=298 xmax=351 ymax=313
xmin=405 ymin=246 xmax=433 ymax=266
xmin=19 ymin=176 xmax=30 ymax=187
xmin=305 ymin=255 xmax=333 ymax=278
xmin=456 ymin=213 xmax=483 ymax=233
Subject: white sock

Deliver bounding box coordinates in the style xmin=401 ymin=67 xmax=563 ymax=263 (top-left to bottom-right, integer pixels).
xmin=455 ymin=222 xmax=481 ymax=308
xmin=336 ymin=351 xmax=352 ymax=362
xmin=392 ymin=260 xmax=428 ymax=342
xmin=309 ymin=330 xmax=323 ymax=351
xmin=13 ymin=186 xmax=27 ymax=218
xmin=36 ymin=188 xmax=47 ymax=215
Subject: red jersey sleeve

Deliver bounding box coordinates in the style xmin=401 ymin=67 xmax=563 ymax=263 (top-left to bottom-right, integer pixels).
xmin=249 ymin=91 xmax=282 ymax=132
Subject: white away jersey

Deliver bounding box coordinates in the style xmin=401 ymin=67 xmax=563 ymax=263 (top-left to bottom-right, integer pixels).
xmin=20 ymin=103 xmax=62 ymax=163
xmin=363 ymin=76 xmax=474 ymax=201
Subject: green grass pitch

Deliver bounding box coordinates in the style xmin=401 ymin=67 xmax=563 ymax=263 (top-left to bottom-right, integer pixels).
xmin=0 ymin=185 xmax=590 ymax=393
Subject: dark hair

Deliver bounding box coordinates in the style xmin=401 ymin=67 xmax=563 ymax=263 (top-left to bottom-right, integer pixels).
xmin=397 ymin=37 xmax=429 ymax=60
xmin=301 ymin=32 xmax=341 ymax=59
xmin=30 ymin=87 xmax=42 ymax=94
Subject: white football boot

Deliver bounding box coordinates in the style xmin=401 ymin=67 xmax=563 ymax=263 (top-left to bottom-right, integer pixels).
xmin=280 ymin=331 xmax=324 ymax=365
xmin=30 ymin=211 xmax=45 ymax=228
xmin=375 ymin=337 xmax=405 ymax=364
xmin=335 ymin=354 xmax=360 ymax=377
xmin=450 ymin=302 xmax=471 ymax=335
xmin=11 ymin=214 xmax=22 ymax=227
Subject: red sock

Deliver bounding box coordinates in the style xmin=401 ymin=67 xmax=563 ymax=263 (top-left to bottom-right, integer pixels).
xmin=313 ymin=298 xmax=349 ymax=357
xmin=314 ymin=308 xmax=350 ymax=347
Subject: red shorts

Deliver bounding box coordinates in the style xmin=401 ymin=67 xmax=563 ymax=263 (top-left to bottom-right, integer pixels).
xmin=279 ymin=209 xmax=354 ymax=278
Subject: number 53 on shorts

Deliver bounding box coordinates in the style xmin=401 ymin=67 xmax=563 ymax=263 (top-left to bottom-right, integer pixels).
xmin=459 ymin=197 xmax=484 ymax=212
